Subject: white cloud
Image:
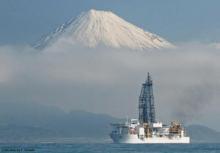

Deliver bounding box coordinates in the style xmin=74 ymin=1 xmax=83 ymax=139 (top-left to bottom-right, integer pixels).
xmin=0 ymin=43 xmax=220 ymax=129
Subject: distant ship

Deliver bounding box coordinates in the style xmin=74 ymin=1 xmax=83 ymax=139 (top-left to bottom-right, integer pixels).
xmin=110 ymin=73 xmax=190 ymax=143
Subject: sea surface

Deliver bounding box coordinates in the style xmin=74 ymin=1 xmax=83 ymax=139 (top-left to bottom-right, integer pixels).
xmin=0 ymin=143 xmax=220 ymax=153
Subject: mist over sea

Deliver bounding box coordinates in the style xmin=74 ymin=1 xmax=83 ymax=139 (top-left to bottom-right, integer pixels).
xmin=0 ymin=143 xmax=220 ymax=153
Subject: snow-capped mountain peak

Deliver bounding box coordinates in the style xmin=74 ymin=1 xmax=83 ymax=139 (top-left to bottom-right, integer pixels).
xmin=35 ymin=9 xmax=174 ymax=50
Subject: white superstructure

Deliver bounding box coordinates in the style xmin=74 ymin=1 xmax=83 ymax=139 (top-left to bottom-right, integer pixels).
xmin=110 ymin=120 xmax=190 ymax=144
xmin=110 ymin=73 xmax=190 ymax=144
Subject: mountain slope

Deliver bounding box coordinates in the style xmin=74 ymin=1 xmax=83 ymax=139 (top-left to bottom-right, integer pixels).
xmin=35 ymin=9 xmax=174 ymax=50
xmin=186 ymin=125 xmax=220 ymax=143
xmin=0 ymin=102 xmax=220 ymax=142
xmin=0 ymin=102 xmax=119 ymax=142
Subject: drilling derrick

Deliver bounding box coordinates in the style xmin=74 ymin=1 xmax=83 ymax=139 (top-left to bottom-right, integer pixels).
xmin=139 ymin=73 xmax=156 ymax=124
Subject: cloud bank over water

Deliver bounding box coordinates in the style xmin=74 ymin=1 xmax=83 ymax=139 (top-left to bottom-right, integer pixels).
xmin=0 ymin=43 xmax=219 ymax=129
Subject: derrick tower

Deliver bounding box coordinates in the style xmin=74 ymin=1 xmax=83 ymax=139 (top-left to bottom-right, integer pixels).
xmin=139 ymin=73 xmax=156 ymax=124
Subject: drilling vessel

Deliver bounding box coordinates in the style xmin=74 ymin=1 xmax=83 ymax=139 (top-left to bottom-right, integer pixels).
xmin=110 ymin=73 xmax=190 ymax=143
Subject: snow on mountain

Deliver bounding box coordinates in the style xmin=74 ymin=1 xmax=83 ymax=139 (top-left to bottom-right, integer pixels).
xmin=35 ymin=9 xmax=174 ymax=50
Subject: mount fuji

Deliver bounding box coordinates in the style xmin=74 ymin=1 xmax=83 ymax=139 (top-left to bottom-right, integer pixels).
xmin=35 ymin=9 xmax=174 ymax=50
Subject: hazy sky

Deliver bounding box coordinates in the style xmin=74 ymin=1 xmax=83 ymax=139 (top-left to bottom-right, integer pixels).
xmin=0 ymin=1 xmax=220 ymax=130
xmin=1 ymin=0 xmax=220 ymax=44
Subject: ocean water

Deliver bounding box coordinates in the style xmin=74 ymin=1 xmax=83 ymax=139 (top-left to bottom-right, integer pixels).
xmin=0 ymin=143 xmax=220 ymax=153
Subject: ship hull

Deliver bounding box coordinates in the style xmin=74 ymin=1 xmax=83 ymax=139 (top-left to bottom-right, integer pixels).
xmin=111 ymin=133 xmax=190 ymax=144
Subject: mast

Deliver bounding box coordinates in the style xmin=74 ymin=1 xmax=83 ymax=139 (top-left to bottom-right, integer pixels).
xmin=139 ymin=73 xmax=156 ymax=124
